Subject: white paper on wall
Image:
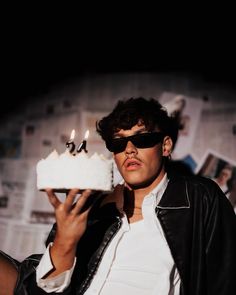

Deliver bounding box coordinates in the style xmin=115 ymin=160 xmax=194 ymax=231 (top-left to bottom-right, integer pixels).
xmin=0 ymin=159 xmax=36 ymax=220
xmin=21 ymin=111 xmax=80 ymax=159
xmin=0 ymin=218 xmax=9 ymax=251
xmin=159 ymin=92 xmax=204 ymax=160
xmin=191 ymin=107 xmax=236 ymax=162
xmin=196 ymin=149 xmax=236 ymax=212
xmin=21 ymin=120 xmax=43 ymax=158
xmin=3 ymin=220 xmax=52 ymax=261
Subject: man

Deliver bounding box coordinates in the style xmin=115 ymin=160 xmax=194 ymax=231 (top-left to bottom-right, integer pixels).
xmin=15 ymin=97 xmax=236 ymax=294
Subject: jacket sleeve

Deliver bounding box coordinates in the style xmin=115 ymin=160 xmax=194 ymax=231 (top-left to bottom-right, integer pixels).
xmin=14 ymin=224 xmax=74 ymax=295
xmin=14 ymin=253 xmax=74 ymax=295
xmin=204 ymin=183 xmax=236 ymax=295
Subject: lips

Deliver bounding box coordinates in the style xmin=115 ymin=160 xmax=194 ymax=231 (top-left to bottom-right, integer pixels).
xmin=124 ymin=158 xmax=142 ymax=170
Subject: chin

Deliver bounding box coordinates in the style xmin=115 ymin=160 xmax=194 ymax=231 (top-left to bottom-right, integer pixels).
xmin=126 ymin=181 xmax=151 ymax=190
xmin=124 ymin=170 xmax=162 ymax=190
xmin=125 ymin=177 xmax=155 ymax=190
xmin=123 ymin=174 xmax=143 ymax=185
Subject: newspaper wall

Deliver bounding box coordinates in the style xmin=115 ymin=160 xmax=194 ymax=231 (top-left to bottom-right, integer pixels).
xmin=0 ymin=76 xmax=236 ymax=262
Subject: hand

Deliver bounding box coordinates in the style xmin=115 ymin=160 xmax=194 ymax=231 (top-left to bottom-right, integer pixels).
xmin=45 ymin=188 xmax=92 ymax=277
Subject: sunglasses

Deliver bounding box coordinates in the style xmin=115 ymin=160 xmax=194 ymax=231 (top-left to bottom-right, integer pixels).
xmin=106 ymin=132 xmax=164 ymax=154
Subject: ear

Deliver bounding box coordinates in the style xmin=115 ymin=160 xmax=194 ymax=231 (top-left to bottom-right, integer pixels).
xmin=162 ymin=136 xmax=173 ymax=157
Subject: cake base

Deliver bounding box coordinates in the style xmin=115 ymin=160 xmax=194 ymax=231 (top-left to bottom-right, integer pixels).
xmin=39 ymin=188 xmax=112 ymax=194
xmin=40 ymin=188 xmax=70 ymax=194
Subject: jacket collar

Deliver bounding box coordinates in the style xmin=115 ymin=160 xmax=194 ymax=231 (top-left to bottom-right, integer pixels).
xmin=157 ymin=175 xmax=190 ymax=209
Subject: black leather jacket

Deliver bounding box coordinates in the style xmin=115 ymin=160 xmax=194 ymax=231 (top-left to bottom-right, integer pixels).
xmin=15 ymin=175 xmax=236 ymax=295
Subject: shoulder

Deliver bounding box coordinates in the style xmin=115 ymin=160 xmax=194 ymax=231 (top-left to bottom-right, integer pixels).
xmin=168 ymin=174 xmax=226 ymax=204
xmin=168 ymin=173 xmax=216 ymax=189
xmin=184 ymin=174 xmax=219 ymax=190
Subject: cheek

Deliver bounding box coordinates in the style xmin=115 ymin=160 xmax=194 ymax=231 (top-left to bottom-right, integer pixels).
xmin=113 ymin=153 xmax=124 ymax=169
xmin=143 ymin=146 xmax=162 ymax=162
xmin=146 ymin=147 xmax=164 ymax=171
xmin=135 ymin=148 xmax=162 ymax=174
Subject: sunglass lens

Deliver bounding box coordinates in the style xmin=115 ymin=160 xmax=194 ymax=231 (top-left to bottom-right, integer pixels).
xmin=132 ymin=133 xmax=163 ymax=148
xmin=106 ymin=132 xmax=164 ymax=153
xmin=106 ymin=138 xmax=127 ymax=153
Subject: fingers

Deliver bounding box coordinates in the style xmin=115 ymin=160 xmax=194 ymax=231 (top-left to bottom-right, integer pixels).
xmin=46 ymin=189 xmax=61 ymax=208
xmin=79 ymin=203 xmax=93 ymax=220
xmin=64 ymin=188 xmax=81 ymax=211
xmin=71 ymin=189 xmax=92 ymax=215
xmin=45 ymin=188 xmax=92 ymax=214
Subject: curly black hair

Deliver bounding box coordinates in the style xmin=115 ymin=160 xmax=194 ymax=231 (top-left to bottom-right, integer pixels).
xmin=96 ymin=97 xmax=178 ymax=147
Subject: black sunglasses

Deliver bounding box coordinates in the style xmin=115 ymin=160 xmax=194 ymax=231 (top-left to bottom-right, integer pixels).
xmin=106 ymin=132 xmax=164 ymax=154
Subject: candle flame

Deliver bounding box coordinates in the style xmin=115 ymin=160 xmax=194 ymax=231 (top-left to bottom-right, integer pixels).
xmin=70 ymin=129 xmax=75 ymax=140
xmin=84 ymin=130 xmax=90 ymax=139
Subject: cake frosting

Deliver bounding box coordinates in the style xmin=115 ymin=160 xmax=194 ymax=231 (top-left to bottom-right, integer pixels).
xmin=36 ymin=149 xmax=113 ymax=191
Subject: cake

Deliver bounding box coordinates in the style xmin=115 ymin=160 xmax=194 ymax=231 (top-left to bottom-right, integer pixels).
xmin=36 ymin=149 xmax=113 ymax=192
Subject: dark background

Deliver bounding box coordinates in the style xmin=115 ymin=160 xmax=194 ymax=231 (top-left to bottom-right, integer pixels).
xmin=2 ymin=15 xmax=236 ymax=116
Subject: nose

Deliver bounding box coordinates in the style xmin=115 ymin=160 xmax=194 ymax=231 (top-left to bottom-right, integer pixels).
xmin=125 ymin=140 xmax=138 ymax=157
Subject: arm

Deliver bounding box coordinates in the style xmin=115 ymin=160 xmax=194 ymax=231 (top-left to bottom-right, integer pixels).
xmin=45 ymin=188 xmax=92 ymax=279
xmin=36 ymin=242 xmax=77 ymax=293
xmin=0 ymin=251 xmax=18 ymax=295
xmin=15 ymin=189 xmax=93 ymax=294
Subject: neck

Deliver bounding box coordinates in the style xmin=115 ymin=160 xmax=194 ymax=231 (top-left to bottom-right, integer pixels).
xmin=125 ymin=169 xmax=166 ymax=208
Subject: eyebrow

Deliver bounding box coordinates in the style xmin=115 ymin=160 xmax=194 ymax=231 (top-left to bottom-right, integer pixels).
xmin=114 ymin=127 xmax=147 ymax=138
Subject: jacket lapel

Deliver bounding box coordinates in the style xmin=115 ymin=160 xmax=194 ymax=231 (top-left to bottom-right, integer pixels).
xmin=156 ymin=176 xmax=192 ymax=291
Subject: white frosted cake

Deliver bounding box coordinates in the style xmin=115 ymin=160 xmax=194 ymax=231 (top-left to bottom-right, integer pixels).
xmin=36 ymin=150 xmax=113 ymax=191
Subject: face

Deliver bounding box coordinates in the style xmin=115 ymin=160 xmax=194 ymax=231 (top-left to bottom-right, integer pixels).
xmin=219 ymin=168 xmax=232 ymax=183
xmin=113 ymin=124 xmax=172 ymax=189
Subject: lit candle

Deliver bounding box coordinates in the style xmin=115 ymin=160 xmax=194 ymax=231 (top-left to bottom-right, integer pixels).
xmin=77 ymin=130 xmax=89 ymax=153
xmin=66 ymin=129 xmax=76 ymax=153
